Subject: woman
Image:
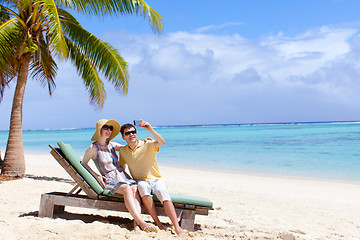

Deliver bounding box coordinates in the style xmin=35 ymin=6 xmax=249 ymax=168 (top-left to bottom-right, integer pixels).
xmin=82 ymin=119 xmax=156 ymax=232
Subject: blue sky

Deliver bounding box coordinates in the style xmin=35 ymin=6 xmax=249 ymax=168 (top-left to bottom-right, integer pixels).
xmin=2 ymin=0 xmax=360 ymax=130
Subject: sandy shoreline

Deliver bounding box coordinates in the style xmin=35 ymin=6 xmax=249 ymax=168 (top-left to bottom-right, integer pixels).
xmin=1 ymin=154 xmax=360 ymax=239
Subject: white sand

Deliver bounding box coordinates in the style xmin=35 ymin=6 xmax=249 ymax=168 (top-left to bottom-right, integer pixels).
xmin=1 ymin=154 xmax=360 ymax=239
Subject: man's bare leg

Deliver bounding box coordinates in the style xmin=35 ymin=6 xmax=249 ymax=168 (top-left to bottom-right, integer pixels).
xmin=163 ymin=200 xmax=186 ymax=236
xmin=141 ymin=195 xmax=165 ymax=230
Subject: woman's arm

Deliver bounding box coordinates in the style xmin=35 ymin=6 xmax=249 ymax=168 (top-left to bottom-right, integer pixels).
xmin=81 ymin=145 xmax=106 ymax=188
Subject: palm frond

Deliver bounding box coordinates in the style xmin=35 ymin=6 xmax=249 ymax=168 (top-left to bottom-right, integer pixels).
xmin=65 ymin=37 xmax=107 ymax=108
xmin=0 ymin=10 xmax=21 ymax=103
xmin=0 ymin=61 xmax=14 ymax=102
xmin=57 ymin=0 xmax=163 ymax=33
xmin=130 ymin=0 xmax=163 ymax=33
xmin=4 ymin=1 xmax=28 ymax=28
xmin=0 ymin=18 xmax=21 ymax=79
xmin=0 ymin=54 xmax=14 ymax=102
xmin=0 ymin=18 xmax=17 ymax=57
xmin=98 ymin=42 xmax=129 ymax=93
xmin=41 ymin=0 xmax=68 ymax=59
xmin=30 ymin=34 xmax=57 ymax=95
xmin=0 ymin=4 xmax=11 ymax=24
xmin=60 ymin=9 xmax=129 ymax=95
xmin=57 ymin=0 xmax=131 ymax=15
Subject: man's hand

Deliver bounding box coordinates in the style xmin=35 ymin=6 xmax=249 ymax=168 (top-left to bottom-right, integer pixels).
xmin=139 ymin=120 xmax=153 ymax=132
xmin=143 ymin=137 xmax=154 ymax=142
xmin=139 ymin=120 xmax=165 ymax=148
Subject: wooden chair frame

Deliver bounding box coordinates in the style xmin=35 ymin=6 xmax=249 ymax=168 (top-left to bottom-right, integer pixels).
xmin=38 ymin=145 xmax=212 ymax=231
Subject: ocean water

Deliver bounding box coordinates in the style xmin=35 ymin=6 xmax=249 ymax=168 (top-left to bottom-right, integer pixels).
xmin=0 ymin=122 xmax=359 ymax=182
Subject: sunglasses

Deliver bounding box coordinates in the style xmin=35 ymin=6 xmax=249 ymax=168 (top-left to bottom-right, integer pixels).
xmin=123 ymin=130 xmax=137 ymax=136
xmin=102 ymin=125 xmax=113 ymax=131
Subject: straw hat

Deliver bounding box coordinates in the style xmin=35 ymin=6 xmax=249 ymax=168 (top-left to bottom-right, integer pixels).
xmin=91 ymin=119 xmax=120 ymax=142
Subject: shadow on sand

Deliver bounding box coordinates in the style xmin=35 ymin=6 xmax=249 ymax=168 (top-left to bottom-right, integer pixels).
xmin=20 ymin=211 xmax=141 ymax=230
xmin=25 ymin=174 xmax=75 ymax=184
xmin=19 ymin=211 xmax=202 ymax=231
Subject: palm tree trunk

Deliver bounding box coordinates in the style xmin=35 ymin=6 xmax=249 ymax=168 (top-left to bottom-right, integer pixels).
xmin=2 ymin=54 xmax=31 ymax=177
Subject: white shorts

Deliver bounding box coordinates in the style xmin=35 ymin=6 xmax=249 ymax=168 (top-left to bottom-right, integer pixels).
xmin=137 ymin=179 xmax=171 ymax=204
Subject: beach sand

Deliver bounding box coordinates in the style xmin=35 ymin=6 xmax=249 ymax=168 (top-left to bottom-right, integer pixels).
xmin=1 ymin=154 xmax=360 ymax=240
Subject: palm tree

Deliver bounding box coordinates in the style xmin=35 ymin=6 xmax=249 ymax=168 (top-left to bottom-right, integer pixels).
xmin=0 ymin=0 xmax=163 ymax=177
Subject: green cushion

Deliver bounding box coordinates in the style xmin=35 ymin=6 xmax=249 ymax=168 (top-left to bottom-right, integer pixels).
xmin=57 ymin=141 xmax=104 ymax=195
xmin=102 ymin=189 xmax=124 ymax=199
xmin=154 ymin=193 xmax=213 ymax=208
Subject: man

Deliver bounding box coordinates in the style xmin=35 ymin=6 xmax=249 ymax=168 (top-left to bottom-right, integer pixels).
xmin=119 ymin=120 xmax=185 ymax=236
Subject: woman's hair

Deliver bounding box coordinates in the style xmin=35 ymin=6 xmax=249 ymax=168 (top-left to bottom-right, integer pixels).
xmin=120 ymin=123 xmax=135 ymax=135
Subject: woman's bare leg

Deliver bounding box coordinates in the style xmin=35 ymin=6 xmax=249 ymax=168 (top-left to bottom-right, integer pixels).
xmin=132 ymin=185 xmax=142 ymax=214
xmin=132 ymin=185 xmax=142 ymax=231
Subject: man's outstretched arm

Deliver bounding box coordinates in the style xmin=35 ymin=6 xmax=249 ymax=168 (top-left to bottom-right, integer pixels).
xmin=140 ymin=120 xmax=166 ymax=148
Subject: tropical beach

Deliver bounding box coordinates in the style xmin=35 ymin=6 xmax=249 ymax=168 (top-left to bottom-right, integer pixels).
xmin=2 ymin=0 xmax=360 ymax=239
xmin=1 ymin=152 xmax=360 ymax=239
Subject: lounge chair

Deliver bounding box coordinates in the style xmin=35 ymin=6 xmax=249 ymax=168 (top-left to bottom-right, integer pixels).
xmin=38 ymin=141 xmax=213 ymax=231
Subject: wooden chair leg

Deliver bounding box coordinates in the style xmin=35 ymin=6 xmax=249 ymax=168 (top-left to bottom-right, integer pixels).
xmin=179 ymin=209 xmax=196 ymax=231
xmin=38 ymin=194 xmax=55 ymax=218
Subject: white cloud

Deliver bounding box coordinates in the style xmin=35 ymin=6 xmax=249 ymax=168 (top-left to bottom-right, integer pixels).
xmin=1 ymin=25 xmax=360 ymax=130
xmin=109 ymin=25 xmax=360 ymax=123
xmin=260 ymin=26 xmax=358 ymax=79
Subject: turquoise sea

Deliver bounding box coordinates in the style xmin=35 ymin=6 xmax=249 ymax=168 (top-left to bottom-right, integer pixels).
xmin=0 ymin=121 xmax=359 ymax=182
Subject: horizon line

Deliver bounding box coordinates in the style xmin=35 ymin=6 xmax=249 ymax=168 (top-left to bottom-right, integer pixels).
xmin=0 ymin=120 xmax=359 ymax=132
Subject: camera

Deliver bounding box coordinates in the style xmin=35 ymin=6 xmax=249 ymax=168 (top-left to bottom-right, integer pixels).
xmin=133 ymin=120 xmax=142 ymax=126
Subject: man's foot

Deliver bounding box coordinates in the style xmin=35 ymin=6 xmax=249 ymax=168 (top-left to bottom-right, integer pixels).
xmin=155 ymin=222 xmax=166 ymax=231
xmin=142 ymin=223 xmax=158 ymax=233
xmin=174 ymin=227 xmax=188 ymax=236
xmin=133 ymin=221 xmax=141 ymax=231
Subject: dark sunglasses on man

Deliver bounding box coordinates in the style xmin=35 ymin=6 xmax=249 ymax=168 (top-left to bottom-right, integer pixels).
xmin=124 ymin=130 xmax=137 ymax=136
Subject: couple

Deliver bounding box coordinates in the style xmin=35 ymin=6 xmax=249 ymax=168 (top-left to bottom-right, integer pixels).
xmin=81 ymin=119 xmax=185 ymax=236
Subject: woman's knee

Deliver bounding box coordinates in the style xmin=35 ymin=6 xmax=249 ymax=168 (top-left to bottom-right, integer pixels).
xmin=119 ymin=184 xmax=132 ymax=195
xmin=131 ymin=185 xmax=138 ymax=194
